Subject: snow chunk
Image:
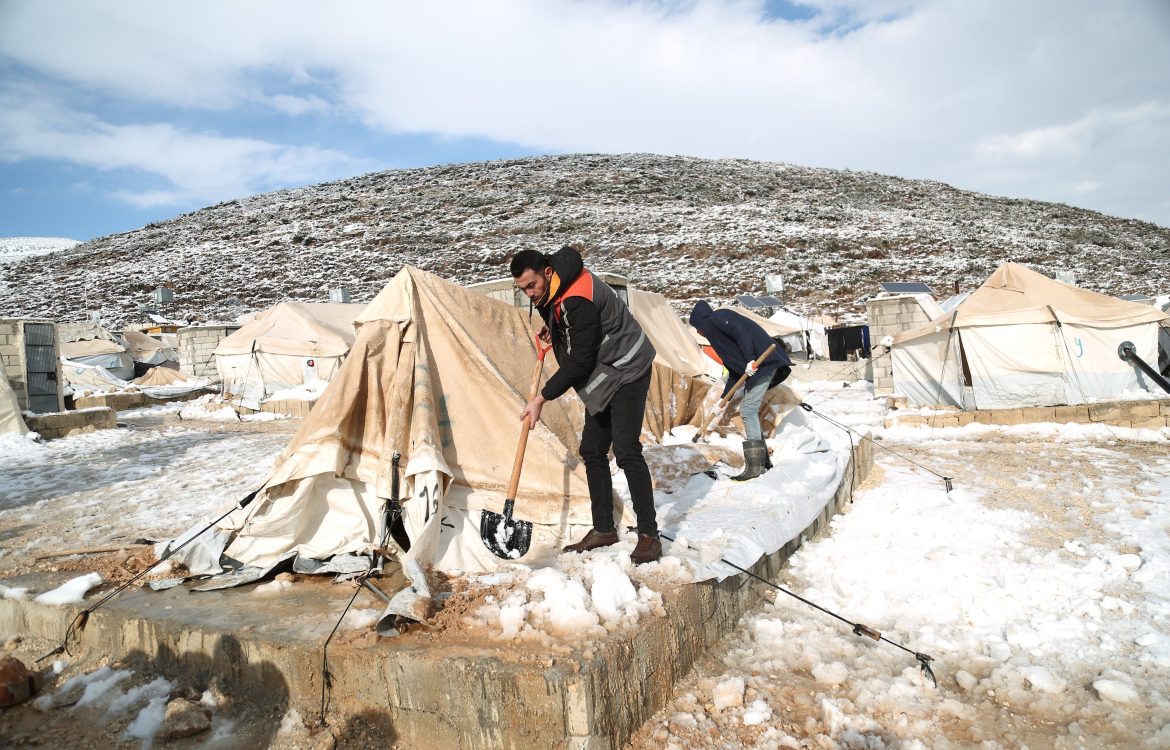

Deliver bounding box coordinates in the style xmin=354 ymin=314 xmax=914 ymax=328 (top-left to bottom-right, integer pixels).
xmin=34 ymin=573 xmax=102 ymax=605
xmin=812 ymin=661 xmax=849 ymax=685
xmin=742 ymin=699 xmax=773 ymax=725
xmin=1021 ymin=666 xmax=1066 ymax=693
xmin=712 ymin=676 xmax=745 ymax=710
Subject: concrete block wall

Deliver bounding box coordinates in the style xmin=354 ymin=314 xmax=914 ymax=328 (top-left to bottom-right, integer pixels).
xmin=884 ymin=398 xmax=1170 ymax=430
xmin=25 ymin=407 xmax=117 ymax=440
xmin=0 ymin=318 xmax=65 ymax=413
xmin=178 ymin=326 xmax=238 ymax=380
xmin=865 ymin=297 xmax=937 ymax=395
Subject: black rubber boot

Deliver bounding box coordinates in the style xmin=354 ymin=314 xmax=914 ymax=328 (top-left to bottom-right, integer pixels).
xmin=732 ymin=439 xmax=769 ymax=481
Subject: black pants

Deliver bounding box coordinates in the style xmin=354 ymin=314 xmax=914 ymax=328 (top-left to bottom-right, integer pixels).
xmin=578 ymin=369 xmax=657 ymax=536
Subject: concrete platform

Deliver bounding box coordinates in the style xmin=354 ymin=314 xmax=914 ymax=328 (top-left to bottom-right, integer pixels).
xmin=0 ymin=439 xmax=872 ymax=749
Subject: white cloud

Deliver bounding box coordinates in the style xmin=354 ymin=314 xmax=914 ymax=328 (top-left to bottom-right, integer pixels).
xmin=1 ymin=0 xmax=1168 ymax=224
xmin=0 ymin=85 xmax=363 ymax=207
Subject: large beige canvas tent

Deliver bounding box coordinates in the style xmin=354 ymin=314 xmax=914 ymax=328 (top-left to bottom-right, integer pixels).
xmin=892 ymin=263 xmax=1170 ymax=409
xmin=213 ymin=302 xmax=366 ymax=400
xmin=167 ymin=267 xmax=801 ymax=618
xmin=176 ymin=268 xmax=635 ymax=607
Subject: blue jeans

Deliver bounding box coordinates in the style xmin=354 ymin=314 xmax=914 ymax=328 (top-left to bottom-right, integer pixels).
xmin=739 ymin=373 xmax=772 ymax=441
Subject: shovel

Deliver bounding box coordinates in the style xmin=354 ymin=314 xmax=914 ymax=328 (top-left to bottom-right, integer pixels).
xmin=481 ymin=335 xmax=552 ymax=559
xmin=692 ymin=343 xmax=777 ymax=443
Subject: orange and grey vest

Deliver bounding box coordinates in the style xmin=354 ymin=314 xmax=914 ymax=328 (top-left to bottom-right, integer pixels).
xmin=551 ymin=270 xmax=655 ymax=414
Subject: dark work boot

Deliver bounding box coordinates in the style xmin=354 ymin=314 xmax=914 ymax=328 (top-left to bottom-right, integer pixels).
xmin=631 ymin=534 xmax=662 ymax=565
xmin=732 ymin=439 xmax=769 ymax=481
xmin=563 ymin=529 xmax=619 ymax=554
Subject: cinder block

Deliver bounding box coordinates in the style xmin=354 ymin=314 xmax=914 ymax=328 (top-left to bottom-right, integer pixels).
xmin=956 ymin=412 xmax=975 ymax=426
xmin=990 ymin=409 xmax=1025 ymax=425
xmin=1088 ymin=402 xmax=1123 ymax=422
xmin=932 ymin=415 xmax=960 ymax=427
xmin=1131 ymin=417 xmax=1168 ymax=429
xmin=1020 ymin=406 xmax=1056 ymax=423
xmin=1054 ymin=405 xmax=1086 ymax=423
xmin=1128 ymin=402 xmax=1162 ymax=419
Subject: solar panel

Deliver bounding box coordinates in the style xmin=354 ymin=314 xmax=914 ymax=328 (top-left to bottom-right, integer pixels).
xmin=735 ymin=294 xmax=769 ymax=309
xmin=756 ymin=295 xmax=782 ymax=306
xmin=879 ymin=282 xmax=934 ymax=295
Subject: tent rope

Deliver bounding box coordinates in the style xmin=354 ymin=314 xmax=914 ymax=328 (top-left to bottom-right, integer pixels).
xmin=318 ymin=580 xmax=363 ymax=726
xmin=799 ymin=403 xmax=953 ymax=491
xmin=657 ymin=531 xmax=937 ymax=688
xmin=36 ymin=489 xmax=262 ymax=663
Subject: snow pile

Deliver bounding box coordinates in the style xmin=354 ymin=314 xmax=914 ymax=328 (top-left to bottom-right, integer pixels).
xmin=33 ymin=666 xmax=173 ymax=744
xmin=179 ymin=396 xmax=242 ymax=422
xmin=176 ymin=394 xmax=287 ymax=422
xmin=266 ymin=380 xmax=330 ymax=401
xmin=473 ymin=558 xmax=666 ymax=647
xmin=34 ymin=573 xmax=102 ymax=605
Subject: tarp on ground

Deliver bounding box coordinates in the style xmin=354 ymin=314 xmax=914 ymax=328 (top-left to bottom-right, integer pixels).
xmin=0 ymin=369 xmax=28 ymax=436
xmin=892 ymin=262 xmax=1170 ymax=409
xmin=213 ymin=302 xmax=366 ymax=401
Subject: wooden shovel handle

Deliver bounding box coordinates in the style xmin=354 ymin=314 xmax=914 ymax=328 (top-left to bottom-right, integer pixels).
xmin=506 ymin=336 xmax=552 ymax=499
xmin=693 ymin=343 xmax=777 ymax=441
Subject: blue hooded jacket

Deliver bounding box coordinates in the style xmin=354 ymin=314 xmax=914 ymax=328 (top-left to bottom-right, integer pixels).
xmin=689 ymin=300 xmax=791 ymax=397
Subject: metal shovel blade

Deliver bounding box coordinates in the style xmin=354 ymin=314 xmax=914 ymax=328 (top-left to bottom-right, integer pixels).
xmin=481 ymin=499 xmax=532 ymax=559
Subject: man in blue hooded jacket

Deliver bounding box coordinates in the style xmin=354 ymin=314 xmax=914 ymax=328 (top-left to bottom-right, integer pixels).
xmin=689 ymin=300 xmax=792 ymax=480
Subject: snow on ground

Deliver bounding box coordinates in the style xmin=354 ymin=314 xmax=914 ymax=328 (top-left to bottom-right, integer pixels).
xmin=0 ymin=411 xmax=295 ymax=572
xmin=0 ymin=236 xmax=80 ymax=265
xmin=5 ymin=380 xmax=1170 ymax=746
xmin=632 ymin=382 xmax=1170 ymax=749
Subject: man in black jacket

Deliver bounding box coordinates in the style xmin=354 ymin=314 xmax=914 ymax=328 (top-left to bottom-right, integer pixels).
xmin=689 ymin=300 xmax=792 ymax=480
xmin=510 ymin=247 xmax=662 ymax=564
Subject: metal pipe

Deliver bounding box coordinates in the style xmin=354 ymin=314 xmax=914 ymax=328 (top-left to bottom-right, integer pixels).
xmin=1117 ymin=341 xmax=1170 ymax=394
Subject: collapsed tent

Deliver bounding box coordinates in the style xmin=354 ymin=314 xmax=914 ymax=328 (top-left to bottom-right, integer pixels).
xmin=213 ymin=302 xmax=366 ymax=401
xmin=0 ymin=369 xmax=28 ymax=436
xmin=58 ymin=322 xmax=136 ymax=381
xmin=121 ymin=329 xmax=179 ymax=370
xmin=892 ymin=262 xmax=1170 ymax=409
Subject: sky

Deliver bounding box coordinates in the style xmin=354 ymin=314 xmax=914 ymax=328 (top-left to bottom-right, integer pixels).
xmin=1 ymin=0 xmax=1168 ymax=242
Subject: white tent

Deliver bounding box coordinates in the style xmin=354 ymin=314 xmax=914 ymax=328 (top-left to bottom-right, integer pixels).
xmin=892 ymin=263 xmax=1170 ymax=409
xmin=58 ymin=322 xmax=136 ymax=381
xmin=213 ymin=302 xmax=366 ymax=401
xmin=0 ymin=369 xmax=28 ymax=436
xmin=769 ymin=308 xmax=832 ymax=359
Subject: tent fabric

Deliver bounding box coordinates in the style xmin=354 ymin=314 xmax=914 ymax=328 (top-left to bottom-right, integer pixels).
xmin=58 ymin=322 xmax=136 ymax=379
xmin=629 ymin=290 xmax=711 ymax=378
xmin=892 ymin=263 xmax=1170 ymax=409
xmin=122 ymin=329 xmax=179 ymax=366
xmin=0 ymin=369 xmax=28 ymax=436
xmin=214 ymin=302 xmax=366 ymax=399
xmin=769 ymin=308 xmax=830 ymax=358
xmin=215 ymin=267 xmax=613 ymax=580
xmin=132 ymin=367 xmax=191 ymax=386
xmin=207 ymin=267 xmax=730 ymax=587
xmin=215 ymin=303 xmax=365 ymax=357
xmin=716 ymin=305 xmax=799 ymax=339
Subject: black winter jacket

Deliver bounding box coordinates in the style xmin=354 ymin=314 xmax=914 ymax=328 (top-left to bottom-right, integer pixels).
xmin=689 ymin=300 xmax=791 ymax=397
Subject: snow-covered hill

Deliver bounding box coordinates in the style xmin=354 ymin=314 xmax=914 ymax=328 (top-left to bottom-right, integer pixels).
xmin=0 ymin=237 xmax=81 ymax=266
xmin=1 ymin=154 xmax=1166 ymax=327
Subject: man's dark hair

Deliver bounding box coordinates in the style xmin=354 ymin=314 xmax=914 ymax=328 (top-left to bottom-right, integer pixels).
xmin=509 ymin=249 xmax=550 ymax=278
